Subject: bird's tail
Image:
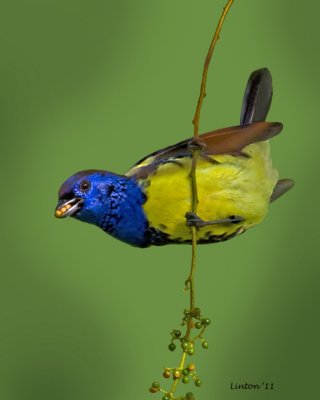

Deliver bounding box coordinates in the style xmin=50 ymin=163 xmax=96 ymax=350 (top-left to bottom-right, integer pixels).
xmin=240 ymin=68 xmax=273 ymax=124
xmin=240 ymin=68 xmax=294 ymax=201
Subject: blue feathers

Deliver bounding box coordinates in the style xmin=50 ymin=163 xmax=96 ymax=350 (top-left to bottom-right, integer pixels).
xmin=56 ymin=170 xmax=149 ymax=247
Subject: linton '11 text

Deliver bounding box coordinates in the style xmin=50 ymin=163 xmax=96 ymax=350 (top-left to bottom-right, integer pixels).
xmin=230 ymin=382 xmax=274 ymax=390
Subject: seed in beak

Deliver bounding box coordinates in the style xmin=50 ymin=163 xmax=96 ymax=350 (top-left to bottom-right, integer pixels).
xmin=55 ymin=202 xmax=72 ymax=217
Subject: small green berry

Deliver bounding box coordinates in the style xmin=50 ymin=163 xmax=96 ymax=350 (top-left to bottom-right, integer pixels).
xmin=185 ymin=392 xmax=194 ymax=400
xmin=173 ymin=369 xmax=181 ymax=379
xmin=182 ymin=368 xmax=189 ymax=376
xmin=202 ymin=341 xmax=209 ymax=349
xmin=195 ymin=378 xmax=202 ymax=387
xmin=187 ymin=363 xmax=196 ymax=371
xmin=173 ymin=329 xmax=181 ymax=338
xmin=182 ymin=376 xmax=189 ymax=384
xmin=195 ymin=321 xmax=202 ymax=329
xmin=201 ymin=318 xmax=211 ymax=326
xmin=162 ymin=396 xmax=170 ymax=400
xmin=188 ymin=348 xmax=195 ymax=356
xmin=168 ymin=343 xmax=176 ymax=351
xmin=181 ymin=341 xmax=188 ymax=350
xmin=151 ymin=381 xmax=160 ymax=389
xmin=149 ymin=387 xmax=158 ymax=393
xmin=163 ymin=369 xmax=171 ymax=378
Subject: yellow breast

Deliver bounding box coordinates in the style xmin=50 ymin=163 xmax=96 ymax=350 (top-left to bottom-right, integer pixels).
xmin=138 ymin=141 xmax=278 ymax=242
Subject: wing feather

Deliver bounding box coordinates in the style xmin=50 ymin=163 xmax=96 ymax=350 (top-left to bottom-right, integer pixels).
xmin=126 ymin=121 xmax=283 ymax=179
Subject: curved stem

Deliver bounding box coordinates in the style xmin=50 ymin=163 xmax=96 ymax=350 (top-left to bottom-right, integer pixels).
xmin=187 ymin=0 xmax=234 ymax=328
xmin=164 ymin=1 xmax=235 ymax=398
xmin=186 ymin=148 xmax=200 ymax=311
xmin=192 ymin=0 xmax=234 ymax=138
xmin=188 ymin=0 xmax=234 ymax=310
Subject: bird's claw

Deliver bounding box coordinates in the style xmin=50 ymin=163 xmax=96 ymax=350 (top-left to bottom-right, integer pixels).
xmin=185 ymin=212 xmax=206 ymax=227
xmin=185 ymin=212 xmax=245 ymax=227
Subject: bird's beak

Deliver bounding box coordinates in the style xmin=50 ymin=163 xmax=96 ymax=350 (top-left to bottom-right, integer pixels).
xmin=54 ymin=198 xmax=84 ymax=218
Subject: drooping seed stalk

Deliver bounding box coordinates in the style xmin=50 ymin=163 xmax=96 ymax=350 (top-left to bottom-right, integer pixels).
xmin=186 ymin=0 xmax=235 ymax=341
xmin=150 ymin=1 xmax=235 ymax=398
xmin=170 ymin=1 xmax=235 ymax=398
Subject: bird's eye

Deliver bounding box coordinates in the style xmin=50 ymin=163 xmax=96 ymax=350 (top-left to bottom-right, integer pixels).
xmin=80 ymin=180 xmax=91 ymax=192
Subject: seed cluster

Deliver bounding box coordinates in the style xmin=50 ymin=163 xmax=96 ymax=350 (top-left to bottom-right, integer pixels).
xmin=149 ymin=363 xmax=202 ymax=400
xmin=149 ymin=308 xmax=211 ymax=400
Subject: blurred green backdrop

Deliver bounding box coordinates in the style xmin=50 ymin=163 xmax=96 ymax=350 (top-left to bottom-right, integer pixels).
xmin=0 ymin=1 xmax=318 ymax=399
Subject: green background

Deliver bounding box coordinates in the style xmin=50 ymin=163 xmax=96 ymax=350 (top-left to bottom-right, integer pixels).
xmin=0 ymin=1 xmax=318 ymax=399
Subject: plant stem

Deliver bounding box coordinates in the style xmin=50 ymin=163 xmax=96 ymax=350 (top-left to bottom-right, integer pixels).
xmin=192 ymin=0 xmax=234 ymax=138
xmin=186 ymin=148 xmax=200 ymax=311
xmin=187 ymin=0 xmax=234 ymax=307
xmin=170 ymin=352 xmax=188 ymax=394
xmin=187 ymin=0 xmax=234 ymax=324
xmin=166 ymin=1 xmax=235 ymax=398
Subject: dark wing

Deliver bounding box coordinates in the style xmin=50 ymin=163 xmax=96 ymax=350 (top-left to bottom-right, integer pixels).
xmin=240 ymin=68 xmax=273 ymax=124
xmin=126 ymin=121 xmax=283 ymax=179
xmin=127 ymin=68 xmax=276 ymax=180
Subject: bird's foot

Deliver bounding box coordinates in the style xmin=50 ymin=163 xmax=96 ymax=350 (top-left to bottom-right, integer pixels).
xmin=185 ymin=212 xmax=245 ymax=228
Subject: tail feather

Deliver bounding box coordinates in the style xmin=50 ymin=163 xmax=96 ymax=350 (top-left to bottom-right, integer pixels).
xmin=270 ymin=179 xmax=295 ymax=202
xmin=240 ymin=68 xmax=273 ymax=125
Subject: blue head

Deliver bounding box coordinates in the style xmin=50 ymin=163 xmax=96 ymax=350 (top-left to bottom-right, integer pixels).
xmin=55 ymin=170 xmax=149 ymax=247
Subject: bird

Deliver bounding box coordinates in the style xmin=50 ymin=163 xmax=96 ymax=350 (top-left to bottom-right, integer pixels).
xmin=55 ymin=68 xmax=294 ymax=248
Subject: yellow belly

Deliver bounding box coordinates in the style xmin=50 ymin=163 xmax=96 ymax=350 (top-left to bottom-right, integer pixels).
xmin=140 ymin=141 xmax=278 ymax=242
